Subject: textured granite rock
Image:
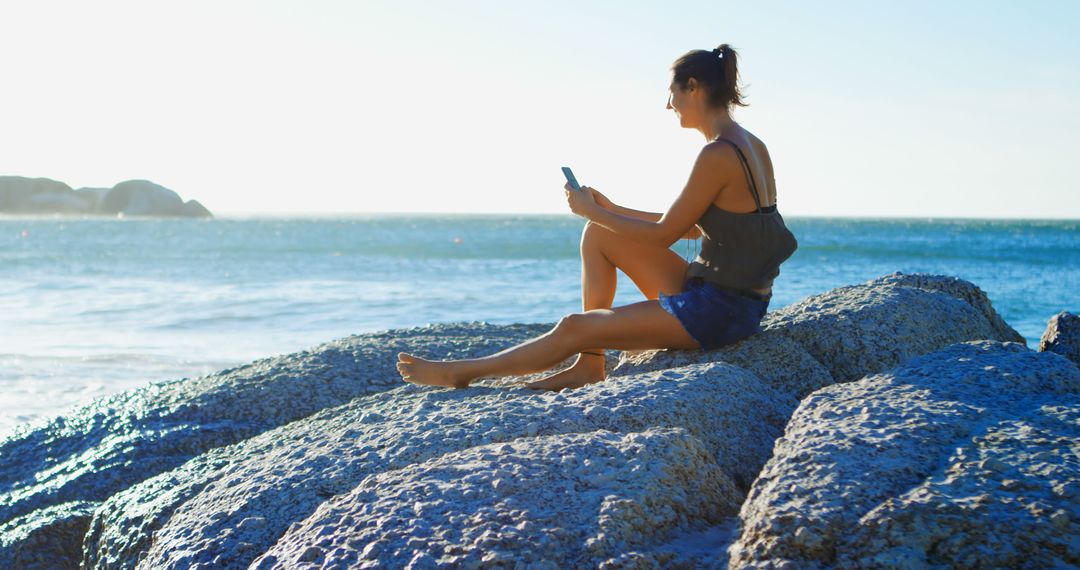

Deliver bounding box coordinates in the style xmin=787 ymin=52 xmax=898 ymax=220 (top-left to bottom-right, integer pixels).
xmin=731 ymin=341 xmax=1080 ymax=569
xmin=1040 ymin=311 xmax=1080 ymax=366
xmin=83 ymin=362 xmax=791 ymax=569
xmin=252 ymin=427 xmax=735 ymax=569
xmin=0 ymin=324 xmax=562 ymax=543
xmin=764 ymin=272 xmax=1023 ymax=382
xmin=0 ymin=501 xmax=97 ymax=570
xmin=0 ymin=273 xmax=1039 ymax=568
xmin=613 ymin=331 xmax=833 ymax=400
xmin=615 ymin=273 xmax=1020 ymax=398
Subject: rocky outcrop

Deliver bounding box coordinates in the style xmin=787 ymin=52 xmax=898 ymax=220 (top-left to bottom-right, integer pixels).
xmin=0 ymin=176 xmax=211 ymax=218
xmin=0 ymin=501 xmax=97 ymax=570
xmin=83 ymin=361 xmax=789 ymax=568
xmin=0 ymin=273 xmax=1050 ymax=568
xmin=615 ymin=272 xmax=1021 ymax=394
xmin=614 ymin=330 xmax=833 ymax=401
xmin=0 ymin=324 xmax=557 ymax=546
xmin=731 ymin=341 xmax=1080 ymax=569
xmin=72 ymin=187 xmax=111 ymax=212
xmin=0 ymin=177 xmax=78 ymax=214
xmin=252 ymin=428 xmax=730 ymax=569
xmin=1041 ymin=311 xmax=1080 ymax=366
xmin=180 ymin=198 xmax=213 ymax=218
xmin=764 ymin=273 xmax=1023 ymax=382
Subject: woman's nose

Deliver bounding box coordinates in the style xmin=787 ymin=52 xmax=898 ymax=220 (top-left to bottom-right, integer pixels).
xmin=665 ymin=95 xmax=673 ymax=110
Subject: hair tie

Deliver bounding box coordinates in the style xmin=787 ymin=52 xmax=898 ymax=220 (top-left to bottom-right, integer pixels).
xmin=712 ymin=47 xmax=724 ymax=58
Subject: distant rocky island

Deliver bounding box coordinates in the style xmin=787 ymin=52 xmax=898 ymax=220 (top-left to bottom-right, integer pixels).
xmin=0 ymin=176 xmax=212 ymax=218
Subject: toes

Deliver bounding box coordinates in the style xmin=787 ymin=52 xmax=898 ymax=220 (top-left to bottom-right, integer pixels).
xmin=397 ymin=352 xmax=415 ymax=362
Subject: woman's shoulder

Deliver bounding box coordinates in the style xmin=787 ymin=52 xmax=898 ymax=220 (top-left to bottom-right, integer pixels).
xmin=707 ymin=130 xmax=772 ymax=170
xmin=703 ymin=127 xmax=766 ymax=152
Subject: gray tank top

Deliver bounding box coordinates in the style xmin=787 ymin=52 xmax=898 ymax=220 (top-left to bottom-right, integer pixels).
xmin=684 ymin=138 xmax=798 ymax=291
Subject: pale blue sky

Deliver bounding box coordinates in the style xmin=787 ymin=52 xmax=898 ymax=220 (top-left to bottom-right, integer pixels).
xmin=1 ymin=0 xmax=1077 ymax=218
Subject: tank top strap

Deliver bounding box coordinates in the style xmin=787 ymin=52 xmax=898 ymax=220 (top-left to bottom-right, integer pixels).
xmin=714 ymin=138 xmax=763 ymax=213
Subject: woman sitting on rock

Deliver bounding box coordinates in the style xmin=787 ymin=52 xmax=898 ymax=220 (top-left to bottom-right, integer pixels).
xmin=397 ymin=44 xmax=798 ymax=391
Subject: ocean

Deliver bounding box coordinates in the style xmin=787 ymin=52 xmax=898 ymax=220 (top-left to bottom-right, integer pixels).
xmin=1 ymin=215 xmax=1077 ymax=437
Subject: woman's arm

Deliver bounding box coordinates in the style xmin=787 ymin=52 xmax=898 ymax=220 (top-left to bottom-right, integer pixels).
xmin=599 ymin=198 xmax=702 ymax=239
xmin=572 ymin=145 xmax=729 ymax=247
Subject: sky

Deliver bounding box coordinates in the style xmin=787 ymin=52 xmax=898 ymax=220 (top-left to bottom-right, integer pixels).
xmin=1 ymin=0 xmax=1077 ymax=218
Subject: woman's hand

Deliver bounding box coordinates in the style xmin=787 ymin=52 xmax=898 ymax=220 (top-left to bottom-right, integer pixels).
xmin=585 ymin=186 xmax=614 ymax=210
xmin=564 ymin=183 xmax=601 ymax=219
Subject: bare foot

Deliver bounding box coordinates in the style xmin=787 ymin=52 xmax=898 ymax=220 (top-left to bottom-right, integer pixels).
xmin=397 ymin=352 xmax=471 ymax=389
xmin=525 ymin=353 xmax=607 ymax=392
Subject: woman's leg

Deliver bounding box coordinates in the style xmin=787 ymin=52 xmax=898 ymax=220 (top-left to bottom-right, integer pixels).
xmin=578 ymin=220 xmax=690 ymax=311
xmin=398 ymin=221 xmax=698 ymax=390
xmin=526 ymin=221 xmax=690 ymax=388
xmin=396 ymin=298 xmax=699 ymax=389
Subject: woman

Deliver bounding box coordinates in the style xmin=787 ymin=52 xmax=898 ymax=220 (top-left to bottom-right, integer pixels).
xmin=397 ymin=44 xmax=797 ymax=391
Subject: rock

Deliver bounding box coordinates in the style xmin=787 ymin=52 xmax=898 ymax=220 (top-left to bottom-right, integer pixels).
xmin=0 ymin=175 xmax=213 ymax=217
xmin=730 ymin=341 xmax=1080 ymax=569
xmin=180 ymin=198 xmax=213 ymax=218
xmin=0 ymin=274 xmax=1045 ymax=567
xmin=1040 ymin=311 xmax=1080 ymax=366
xmin=764 ymin=272 xmax=1023 ymax=382
xmin=0 ymin=323 xmax=558 ymax=543
xmin=615 ymin=273 xmax=1020 ymax=397
xmin=99 ymin=180 xmax=185 ymax=217
xmin=0 ymin=176 xmax=79 ymax=214
xmin=0 ymin=501 xmax=97 ymax=570
xmin=614 ymin=330 xmax=833 ymax=400
xmin=251 ymin=427 xmax=734 ymax=569
xmin=83 ymin=361 xmax=791 ymax=568
xmin=26 ymin=191 xmax=93 ymax=214
xmin=73 ymin=187 xmax=111 ymax=211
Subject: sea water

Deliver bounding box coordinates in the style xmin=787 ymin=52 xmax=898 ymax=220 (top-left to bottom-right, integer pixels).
xmin=1 ymin=215 xmax=1077 ymax=437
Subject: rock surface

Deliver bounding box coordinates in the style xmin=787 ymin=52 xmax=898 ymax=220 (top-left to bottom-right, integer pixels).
xmin=253 ymin=427 xmax=734 ymax=569
xmin=764 ymin=272 xmax=1022 ymax=382
xmin=614 ymin=331 xmax=833 ymax=401
xmin=1040 ymin=311 xmax=1080 ymax=367
xmin=0 ymin=273 xmax=1047 ymax=568
xmin=615 ymin=272 xmax=1022 ymax=394
xmin=0 ymin=501 xmax=97 ymax=570
xmin=0 ymin=323 xmax=557 ymax=532
xmin=731 ymin=341 xmax=1080 ymax=569
xmin=0 ymin=176 xmax=212 ymax=218
xmin=83 ymin=362 xmax=789 ymax=568
xmin=0 ymin=176 xmax=76 ymax=213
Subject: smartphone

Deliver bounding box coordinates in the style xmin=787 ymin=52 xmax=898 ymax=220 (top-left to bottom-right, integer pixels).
xmin=561 ymin=167 xmax=582 ymax=191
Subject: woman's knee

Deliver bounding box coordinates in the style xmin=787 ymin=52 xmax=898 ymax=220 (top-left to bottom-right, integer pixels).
xmin=553 ymin=312 xmax=589 ymax=342
xmin=580 ymin=220 xmax=609 ymax=248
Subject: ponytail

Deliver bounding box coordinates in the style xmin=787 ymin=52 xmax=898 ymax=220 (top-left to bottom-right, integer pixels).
xmin=671 ymin=43 xmax=748 ymax=110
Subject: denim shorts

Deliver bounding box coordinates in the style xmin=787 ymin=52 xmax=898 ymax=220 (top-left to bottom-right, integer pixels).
xmin=657 ymin=276 xmax=771 ymax=351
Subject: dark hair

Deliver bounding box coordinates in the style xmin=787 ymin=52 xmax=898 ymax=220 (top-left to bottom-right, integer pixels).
xmin=670 ymin=44 xmax=747 ymax=110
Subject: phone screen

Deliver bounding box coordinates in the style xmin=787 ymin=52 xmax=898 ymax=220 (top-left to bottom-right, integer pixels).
xmin=561 ymin=167 xmax=582 ymax=191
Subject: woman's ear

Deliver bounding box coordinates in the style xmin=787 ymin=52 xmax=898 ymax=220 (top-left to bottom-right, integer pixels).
xmin=686 ymin=77 xmax=698 ymax=92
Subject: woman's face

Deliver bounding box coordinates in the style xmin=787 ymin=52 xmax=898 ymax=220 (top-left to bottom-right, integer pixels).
xmin=666 ymin=79 xmax=700 ymax=128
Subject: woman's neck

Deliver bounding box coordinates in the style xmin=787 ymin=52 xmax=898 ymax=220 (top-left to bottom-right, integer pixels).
xmin=700 ymin=111 xmax=737 ymax=142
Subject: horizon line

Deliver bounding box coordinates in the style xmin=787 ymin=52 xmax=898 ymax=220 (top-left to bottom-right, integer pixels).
xmin=209 ymin=211 xmax=1080 ymax=222
xmin=2 ymin=212 xmax=1077 ymax=223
